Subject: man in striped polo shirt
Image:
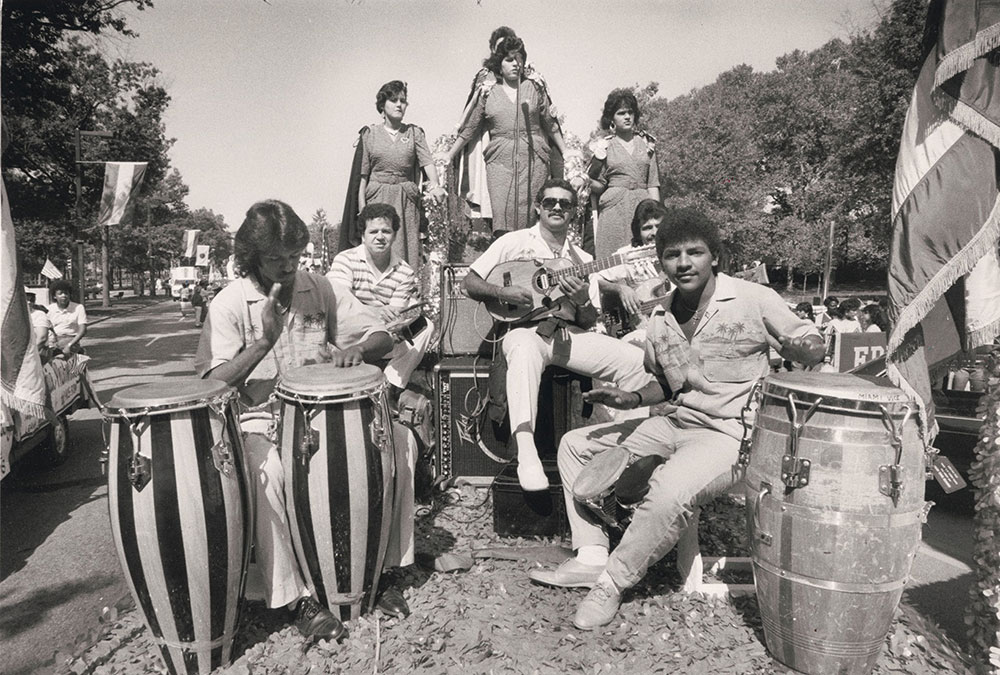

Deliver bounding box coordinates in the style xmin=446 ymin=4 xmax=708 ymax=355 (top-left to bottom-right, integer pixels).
xmin=327 ymin=203 xmax=433 ymax=394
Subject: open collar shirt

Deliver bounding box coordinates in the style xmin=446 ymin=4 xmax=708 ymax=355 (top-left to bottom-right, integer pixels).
xmin=48 ymin=301 xmax=87 ymax=337
xmin=644 ymin=273 xmax=819 ymax=438
xmin=326 ymin=244 xmax=417 ymax=308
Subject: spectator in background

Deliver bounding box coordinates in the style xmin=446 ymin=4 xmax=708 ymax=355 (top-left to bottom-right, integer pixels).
xmin=825 ymin=297 xmax=862 ymax=336
xmin=179 ymin=282 xmax=193 ymax=318
xmin=793 ymin=302 xmax=815 ymax=323
xmin=859 ymin=303 xmax=889 ymax=332
xmin=820 ymin=296 xmax=839 ymax=327
xmin=48 ymin=279 xmax=87 ymax=354
xmin=192 ymin=279 xmax=210 ymax=327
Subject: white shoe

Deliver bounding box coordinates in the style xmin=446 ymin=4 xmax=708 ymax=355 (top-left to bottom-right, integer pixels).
xmin=516 ymin=458 xmax=549 ymax=492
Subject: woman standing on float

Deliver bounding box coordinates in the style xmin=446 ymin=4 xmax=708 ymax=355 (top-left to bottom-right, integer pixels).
xmin=340 ymin=80 xmax=446 ymax=265
xmin=589 ymin=89 xmax=660 ymax=259
xmin=442 ymin=34 xmax=567 ymax=234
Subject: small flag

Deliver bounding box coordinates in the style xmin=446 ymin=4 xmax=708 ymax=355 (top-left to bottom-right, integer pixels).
xmin=195 ymin=244 xmax=210 ymax=267
xmin=97 ymin=162 xmax=148 ymax=226
xmin=886 ymin=0 xmax=1000 ymax=435
xmin=40 ymin=258 xmax=62 ymax=280
xmin=183 ymin=230 xmax=199 ymax=259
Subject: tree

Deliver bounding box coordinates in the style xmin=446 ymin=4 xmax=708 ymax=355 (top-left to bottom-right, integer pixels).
xmin=307 ymin=208 xmax=338 ymax=266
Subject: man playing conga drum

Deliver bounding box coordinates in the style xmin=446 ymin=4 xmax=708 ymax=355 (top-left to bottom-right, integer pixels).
xmin=195 ymin=200 xmax=394 ymax=639
xmin=529 ymin=207 xmax=825 ymax=630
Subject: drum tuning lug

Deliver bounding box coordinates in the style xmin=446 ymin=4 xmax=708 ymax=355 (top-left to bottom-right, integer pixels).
xmin=780 ymin=455 xmax=810 ymax=489
xmin=298 ymin=429 xmax=319 ymax=467
xmin=212 ymin=439 xmax=234 ymax=477
xmin=128 ymin=453 xmax=152 ymax=492
xmin=879 ymin=465 xmax=902 ymax=505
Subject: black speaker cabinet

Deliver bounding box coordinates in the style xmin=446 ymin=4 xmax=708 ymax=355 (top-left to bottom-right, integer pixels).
xmin=438 ymin=264 xmax=497 ymax=357
xmin=492 ymin=459 xmax=569 ymax=538
xmin=434 ymin=357 xmax=584 ymax=485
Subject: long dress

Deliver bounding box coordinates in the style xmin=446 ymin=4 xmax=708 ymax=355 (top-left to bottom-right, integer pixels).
xmin=360 ymin=123 xmax=434 ymax=265
xmin=591 ymin=134 xmax=660 ymax=259
xmin=456 ymin=79 xmax=558 ymax=232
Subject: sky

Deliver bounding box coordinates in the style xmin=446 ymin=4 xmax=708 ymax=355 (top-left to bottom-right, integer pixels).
xmin=110 ymin=0 xmax=882 ymax=230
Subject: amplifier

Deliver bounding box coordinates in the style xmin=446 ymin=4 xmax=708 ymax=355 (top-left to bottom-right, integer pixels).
xmin=492 ymin=459 xmax=569 ymax=538
xmin=434 ymin=357 xmax=583 ymax=485
xmin=438 ymin=264 xmax=496 ymax=357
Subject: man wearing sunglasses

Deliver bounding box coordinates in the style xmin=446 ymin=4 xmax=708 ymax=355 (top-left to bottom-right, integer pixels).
xmin=463 ymin=178 xmax=650 ymax=491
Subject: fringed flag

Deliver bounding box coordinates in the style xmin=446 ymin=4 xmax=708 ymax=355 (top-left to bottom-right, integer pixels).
xmin=1 ymin=177 xmax=46 ymax=421
xmin=183 ymin=229 xmax=199 ymax=259
xmin=195 ymin=244 xmax=210 ymax=267
xmin=41 ymin=258 xmax=62 ymax=280
xmin=887 ymin=0 xmax=1000 ymax=436
xmin=97 ymin=162 xmax=148 ymax=226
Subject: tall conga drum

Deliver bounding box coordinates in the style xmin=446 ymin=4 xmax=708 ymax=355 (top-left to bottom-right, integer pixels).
xmin=104 ymin=379 xmax=251 ymax=675
xmin=744 ymin=372 xmax=926 ymax=675
xmin=275 ymin=363 xmax=395 ymax=622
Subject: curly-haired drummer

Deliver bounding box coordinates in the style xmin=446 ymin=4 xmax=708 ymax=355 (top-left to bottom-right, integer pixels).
xmin=529 ymin=207 xmax=825 ymax=630
xmin=194 ymin=200 xmax=401 ymax=639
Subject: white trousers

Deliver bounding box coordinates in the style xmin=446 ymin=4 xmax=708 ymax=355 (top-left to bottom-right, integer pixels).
xmin=384 ymin=320 xmax=434 ymax=389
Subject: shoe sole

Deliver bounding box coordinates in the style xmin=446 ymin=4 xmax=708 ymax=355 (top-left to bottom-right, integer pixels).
xmin=572 ymin=618 xmax=612 ymax=631
xmin=528 ymin=575 xmax=598 ymax=589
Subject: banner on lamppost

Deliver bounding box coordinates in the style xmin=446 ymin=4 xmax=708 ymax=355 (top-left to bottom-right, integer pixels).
xmin=195 ymin=245 xmax=210 ymax=267
xmin=97 ymin=162 xmax=148 ymax=226
xmin=183 ymin=230 xmax=199 ymax=258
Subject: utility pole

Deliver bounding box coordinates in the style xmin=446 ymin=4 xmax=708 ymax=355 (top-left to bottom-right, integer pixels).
xmin=821 ymin=219 xmax=835 ymax=301
xmin=74 ymin=129 xmax=113 ymax=305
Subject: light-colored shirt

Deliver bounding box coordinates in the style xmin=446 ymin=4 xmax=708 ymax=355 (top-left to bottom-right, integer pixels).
xmin=326 ymin=244 xmax=417 ymax=308
xmin=644 ymin=273 xmax=819 ymax=439
xmin=48 ymin=301 xmax=87 ymax=337
xmin=596 ymin=243 xmax=663 ymax=287
xmin=194 ymin=271 xmax=387 ymax=405
xmin=469 ymin=224 xmax=602 ymax=311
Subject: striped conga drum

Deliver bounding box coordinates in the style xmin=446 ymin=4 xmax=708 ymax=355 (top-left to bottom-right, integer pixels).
xmin=104 ymin=379 xmax=251 ymax=675
xmin=744 ymin=372 xmax=926 ymax=675
xmin=275 ymin=363 xmax=395 ymax=622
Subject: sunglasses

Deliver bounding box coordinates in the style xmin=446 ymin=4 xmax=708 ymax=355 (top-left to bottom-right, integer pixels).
xmin=540 ymin=197 xmax=574 ymax=210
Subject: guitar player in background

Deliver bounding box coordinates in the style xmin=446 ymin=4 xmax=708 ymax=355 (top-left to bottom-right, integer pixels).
xmin=463 ymin=178 xmax=651 ymax=492
xmin=327 ymin=202 xmax=433 ymax=401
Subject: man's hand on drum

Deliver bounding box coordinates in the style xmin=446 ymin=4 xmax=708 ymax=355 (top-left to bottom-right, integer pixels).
xmin=261 ymin=283 xmax=287 ymax=346
xmin=496 ymin=286 xmax=533 ymax=307
xmin=583 ymin=385 xmax=639 ymax=410
xmin=329 ymin=345 xmax=365 ymax=367
xmin=779 ymin=333 xmax=826 ymax=366
xmin=558 ymin=274 xmax=590 ymax=306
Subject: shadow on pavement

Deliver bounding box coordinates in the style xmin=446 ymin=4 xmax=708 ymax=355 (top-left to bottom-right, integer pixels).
xmin=903 ymin=575 xmax=974 ymax=649
xmin=0 ymin=573 xmax=119 ymax=639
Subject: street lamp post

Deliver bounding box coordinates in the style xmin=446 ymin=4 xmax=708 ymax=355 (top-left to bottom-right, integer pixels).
xmin=74 ymin=129 xmax=113 ymax=305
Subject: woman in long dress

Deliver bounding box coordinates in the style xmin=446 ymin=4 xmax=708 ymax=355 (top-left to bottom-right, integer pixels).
xmin=442 ymin=35 xmax=567 ymax=234
xmin=588 ymin=89 xmax=660 ymax=259
xmin=341 ymin=80 xmax=445 ymax=265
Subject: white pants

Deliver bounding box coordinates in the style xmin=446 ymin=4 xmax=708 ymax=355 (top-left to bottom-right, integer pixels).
xmin=384 ymin=320 xmax=434 ymax=389
xmin=241 ymin=416 xmax=416 ymax=608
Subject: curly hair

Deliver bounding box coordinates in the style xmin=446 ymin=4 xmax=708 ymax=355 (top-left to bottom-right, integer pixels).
xmin=629 ymin=199 xmax=667 ymax=247
xmin=488 ymin=26 xmax=517 ymax=53
xmin=50 ymin=279 xmax=74 ymax=296
xmin=654 ymin=206 xmax=722 ymax=261
xmin=600 ymin=89 xmax=640 ymax=130
xmin=375 ymin=80 xmax=407 ymax=114
xmin=794 ymin=302 xmax=815 ymax=321
xmin=233 ymin=200 xmax=309 ymax=280
xmin=359 ymin=202 xmax=401 ymax=233
xmin=483 ymin=36 xmax=527 ymax=77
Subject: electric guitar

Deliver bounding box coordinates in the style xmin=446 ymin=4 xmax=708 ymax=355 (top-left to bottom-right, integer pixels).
xmin=602 ymin=291 xmax=671 ymax=337
xmin=482 ymin=245 xmax=658 ymax=322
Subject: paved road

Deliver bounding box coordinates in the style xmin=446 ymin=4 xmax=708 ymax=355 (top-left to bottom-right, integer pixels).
xmin=0 ymin=299 xmax=202 ymax=675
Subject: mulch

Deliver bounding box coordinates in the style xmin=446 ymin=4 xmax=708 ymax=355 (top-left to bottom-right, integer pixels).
xmin=58 ymin=489 xmax=973 ymax=675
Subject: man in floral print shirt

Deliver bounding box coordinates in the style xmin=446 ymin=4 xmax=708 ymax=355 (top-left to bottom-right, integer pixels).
xmin=529 ymin=206 xmax=825 ymax=630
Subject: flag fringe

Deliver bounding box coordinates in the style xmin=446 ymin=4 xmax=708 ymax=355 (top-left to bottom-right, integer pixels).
xmin=935 ymin=89 xmax=1000 ymax=148
xmin=968 ymin=317 xmax=1000 ymax=352
xmin=887 ymin=194 xmax=1000 ymax=357
xmin=934 ymin=22 xmax=1000 ymax=89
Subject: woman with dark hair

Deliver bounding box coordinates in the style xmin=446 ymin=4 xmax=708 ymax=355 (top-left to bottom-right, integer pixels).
xmin=441 ymin=32 xmax=567 ymax=233
xmin=859 ymin=303 xmax=888 ymax=332
xmin=589 ymin=89 xmax=661 ymax=258
xmin=47 ymin=278 xmax=88 ymax=354
xmin=793 ymin=302 xmax=815 ymax=323
xmin=340 ymin=81 xmax=445 ymax=265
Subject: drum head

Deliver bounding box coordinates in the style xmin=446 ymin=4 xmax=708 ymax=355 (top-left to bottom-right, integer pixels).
xmin=764 ymin=371 xmax=911 ymax=405
xmin=573 ymin=446 xmax=632 ymax=501
xmin=277 ymin=363 xmax=384 ymax=398
xmin=108 ymin=378 xmax=232 ymax=411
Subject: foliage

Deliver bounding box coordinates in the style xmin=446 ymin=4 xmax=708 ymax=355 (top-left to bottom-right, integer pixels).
xmin=306 ymin=208 xmax=338 ymax=268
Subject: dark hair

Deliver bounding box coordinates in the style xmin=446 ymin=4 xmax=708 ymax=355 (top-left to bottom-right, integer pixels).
xmin=198 ymin=279 xmax=208 ymax=288
xmin=483 ymin=36 xmax=526 ymax=77
xmin=600 ymin=89 xmax=640 ymax=130
xmin=823 ymin=296 xmax=839 ymax=308
xmin=375 ymin=80 xmax=407 ymax=114
xmin=233 ymin=200 xmax=309 ymax=280
xmin=654 ymin=206 xmax=722 ymax=261
xmin=862 ymin=303 xmax=889 ymax=331
xmin=50 ymin=279 xmax=73 ymax=296
xmin=534 ymin=177 xmax=578 ymax=210
xmin=359 ymin=202 xmax=401 ymax=233
xmin=839 ymin=297 xmax=862 ymax=313
xmin=488 ymin=26 xmax=517 ymax=51
xmin=794 ymin=302 xmax=815 ymax=321
xmin=630 ymin=199 xmax=667 ymax=247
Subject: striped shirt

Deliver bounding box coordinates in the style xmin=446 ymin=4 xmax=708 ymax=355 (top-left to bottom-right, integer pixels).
xmin=326 ymin=244 xmax=418 ymax=308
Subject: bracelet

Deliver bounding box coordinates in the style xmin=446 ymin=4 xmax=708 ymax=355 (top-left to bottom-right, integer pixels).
xmin=633 ymin=391 xmax=643 ymax=408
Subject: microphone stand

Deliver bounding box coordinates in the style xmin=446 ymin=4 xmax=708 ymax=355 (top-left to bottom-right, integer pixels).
xmin=511 ymin=65 xmax=522 ymax=231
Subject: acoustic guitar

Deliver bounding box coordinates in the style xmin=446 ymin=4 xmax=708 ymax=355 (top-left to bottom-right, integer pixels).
xmin=482 ymin=246 xmax=658 ymax=322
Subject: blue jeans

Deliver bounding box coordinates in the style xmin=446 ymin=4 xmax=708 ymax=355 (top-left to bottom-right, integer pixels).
xmin=557 ymin=415 xmax=740 ymax=590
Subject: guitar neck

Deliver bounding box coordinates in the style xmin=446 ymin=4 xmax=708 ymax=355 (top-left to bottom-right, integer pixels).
xmin=548 ymin=249 xmax=650 ymax=281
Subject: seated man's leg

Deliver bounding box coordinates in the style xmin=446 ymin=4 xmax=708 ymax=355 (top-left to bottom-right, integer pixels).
xmin=384 ymin=320 xmax=434 ymax=389
xmin=532 ymin=416 xmax=677 ymax=588
xmin=574 ymin=421 xmax=740 ymax=629
xmin=378 ymin=421 xmax=417 ymax=618
xmin=503 ymin=326 xmax=553 ymax=491
xmin=558 ymin=328 xmax=651 ymax=394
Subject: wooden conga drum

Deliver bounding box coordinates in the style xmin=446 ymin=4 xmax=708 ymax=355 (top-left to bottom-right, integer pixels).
xmin=275 ymin=363 xmax=395 ymax=622
xmin=105 ymin=379 xmax=251 ymax=675
xmin=744 ymin=372 xmax=926 ymax=675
